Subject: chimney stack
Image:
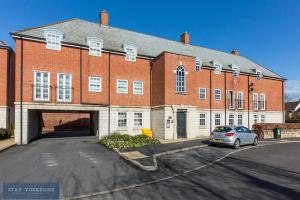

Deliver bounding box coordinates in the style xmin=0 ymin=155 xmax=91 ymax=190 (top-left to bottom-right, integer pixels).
xmin=180 ymin=32 xmax=190 ymax=44
xmin=231 ymin=49 xmax=240 ymax=56
xmin=100 ymin=10 xmax=109 ymax=26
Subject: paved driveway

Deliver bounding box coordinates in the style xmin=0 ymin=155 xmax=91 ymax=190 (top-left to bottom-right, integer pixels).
xmin=0 ymin=132 xmax=174 ymax=198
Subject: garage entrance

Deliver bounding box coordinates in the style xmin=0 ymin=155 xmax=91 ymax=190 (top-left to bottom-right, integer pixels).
xmin=26 ymin=110 xmax=99 ymax=142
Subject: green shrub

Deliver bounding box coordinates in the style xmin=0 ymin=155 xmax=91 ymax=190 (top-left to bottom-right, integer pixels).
xmin=0 ymin=128 xmax=10 ymax=140
xmin=99 ymin=134 xmax=160 ymax=150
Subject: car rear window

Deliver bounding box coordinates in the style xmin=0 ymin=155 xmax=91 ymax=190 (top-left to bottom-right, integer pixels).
xmin=213 ymin=126 xmax=232 ymax=133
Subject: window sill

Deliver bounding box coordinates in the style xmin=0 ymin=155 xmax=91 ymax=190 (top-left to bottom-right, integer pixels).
xmin=117 ymin=127 xmax=128 ymax=131
xmin=176 ymin=92 xmax=187 ymax=95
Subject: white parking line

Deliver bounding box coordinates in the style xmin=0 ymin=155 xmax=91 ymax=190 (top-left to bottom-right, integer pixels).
xmin=78 ymin=152 xmax=99 ymax=164
xmin=42 ymin=153 xmax=58 ymax=167
xmin=67 ymin=140 xmax=300 ymax=200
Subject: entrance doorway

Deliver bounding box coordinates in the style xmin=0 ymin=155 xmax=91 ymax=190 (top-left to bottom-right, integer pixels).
xmin=177 ymin=110 xmax=186 ymax=138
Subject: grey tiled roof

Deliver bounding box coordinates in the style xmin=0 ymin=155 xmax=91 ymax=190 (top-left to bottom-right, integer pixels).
xmin=0 ymin=40 xmax=9 ymax=47
xmin=12 ymin=18 xmax=284 ymax=79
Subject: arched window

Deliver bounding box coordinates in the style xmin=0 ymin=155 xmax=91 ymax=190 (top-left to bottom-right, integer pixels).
xmin=176 ymin=66 xmax=186 ymax=93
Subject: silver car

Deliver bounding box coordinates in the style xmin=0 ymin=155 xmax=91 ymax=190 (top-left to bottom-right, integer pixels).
xmin=209 ymin=126 xmax=258 ymax=149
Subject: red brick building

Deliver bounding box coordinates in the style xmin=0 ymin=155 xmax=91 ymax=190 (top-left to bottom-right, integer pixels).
xmin=0 ymin=41 xmax=15 ymax=129
xmin=11 ymin=11 xmax=285 ymax=144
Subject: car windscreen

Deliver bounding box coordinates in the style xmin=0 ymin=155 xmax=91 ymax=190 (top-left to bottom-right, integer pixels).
xmin=213 ymin=126 xmax=232 ymax=133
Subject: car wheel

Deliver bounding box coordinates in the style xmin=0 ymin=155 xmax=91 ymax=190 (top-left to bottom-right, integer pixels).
xmin=252 ymin=137 xmax=258 ymax=146
xmin=233 ymin=139 xmax=240 ymax=149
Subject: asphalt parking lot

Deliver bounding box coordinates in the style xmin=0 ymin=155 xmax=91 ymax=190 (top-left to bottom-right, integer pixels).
xmin=0 ymin=133 xmax=299 ymax=200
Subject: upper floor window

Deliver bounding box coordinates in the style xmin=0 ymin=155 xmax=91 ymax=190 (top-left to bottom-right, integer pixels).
xmin=176 ymin=66 xmax=186 ymax=93
xmin=89 ymin=76 xmax=101 ymax=92
xmin=228 ymin=91 xmax=234 ymax=109
xmin=44 ymin=29 xmax=63 ymax=51
xmin=199 ymin=88 xmax=206 ymax=100
xmin=253 ymin=93 xmax=258 ymax=111
xmin=195 ymin=57 xmax=202 ymax=71
xmin=87 ymin=38 xmax=103 ymax=57
xmin=214 ymin=89 xmax=221 ymax=101
xmin=237 ymin=91 xmax=243 ymax=109
xmin=213 ymin=61 xmax=222 ymax=74
xmin=231 ymin=64 xmax=240 ymax=77
xmin=57 ymin=73 xmax=72 ymax=102
xmin=133 ymin=81 xmax=143 ymax=95
xmin=256 ymin=70 xmax=263 ymax=80
xmin=124 ymin=45 xmax=137 ymax=62
xmin=117 ymin=79 xmax=128 ymax=94
xmin=34 ymin=71 xmax=50 ymax=101
xmin=260 ymin=94 xmax=266 ymax=110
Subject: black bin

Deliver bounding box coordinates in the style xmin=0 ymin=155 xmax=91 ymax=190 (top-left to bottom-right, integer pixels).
xmin=273 ymin=128 xmax=281 ymax=139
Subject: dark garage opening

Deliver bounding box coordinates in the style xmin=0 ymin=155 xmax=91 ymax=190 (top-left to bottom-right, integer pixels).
xmin=29 ymin=110 xmax=99 ymax=141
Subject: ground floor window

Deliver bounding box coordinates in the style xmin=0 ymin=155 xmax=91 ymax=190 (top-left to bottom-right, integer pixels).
xmin=253 ymin=115 xmax=259 ymax=124
xmin=199 ymin=113 xmax=206 ymax=126
xmin=215 ymin=114 xmax=221 ymax=126
xmin=118 ymin=112 xmax=127 ymax=127
xmin=229 ymin=114 xmax=235 ymax=125
xmin=261 ymin=115 xmax=265 ymax=123
xmin=134 ymin=112 xmax=143 ymax=127
xmin=238 ymin=114 xmax=243 ymax=126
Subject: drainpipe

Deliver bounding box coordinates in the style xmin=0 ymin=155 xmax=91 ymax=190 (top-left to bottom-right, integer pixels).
xmin=20 ymin=38 xmax=24 ymax=144
xmin=224 ymin=71 xmax=227 ymax=125
xmin=209 ymin=69 xmax=212 ymax=133
xmin=247 ymin=75 xmax=250 ymax=129
xmin=108 ymin=52 xmax=111 ymax=136
xmin=171 ymin=105 xmax=176 ymax=140
xmin=80 ymin=49 xmax=82 ymax=103
xmin=282 ymin=80 xmax=285 ymax=122
xmin=6 ymin=48 xmax=11 ymax=129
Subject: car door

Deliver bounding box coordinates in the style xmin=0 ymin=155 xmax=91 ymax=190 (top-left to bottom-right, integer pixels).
xmin=242 ymin=127 xmax=253 ymax=144
xmin=235 ymin=126 xmax=246 ymax=145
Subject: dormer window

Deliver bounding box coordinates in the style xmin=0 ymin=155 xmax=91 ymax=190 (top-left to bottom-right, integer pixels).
xmin=213 ymin=61 xmax=222 ymax=74
xmin=87 ymin=38 xmax=103 ymax=57
xmin=256 ymin=70 xmax=263 ymax=80
xmin=124 ymin=45 xmax=137 ymax=62
xmin=195 ymin=57 xmax=202 ymax=71
xmin=44 ymin=29 xmax=63 ymax=50
xmin=231 ymin=64 xmax=240 ymax=77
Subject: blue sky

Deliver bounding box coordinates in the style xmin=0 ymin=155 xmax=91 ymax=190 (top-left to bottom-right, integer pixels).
xmin=1 ymin=0 xmax=299 ymax=100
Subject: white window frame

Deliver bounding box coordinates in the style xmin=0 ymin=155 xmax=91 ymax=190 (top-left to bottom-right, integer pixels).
xmin=231 ymin=64 xmax=240 ymax=77
xmin=199 ymin=88 xmax=206 ymax=100
xmin=237 ymin=91 xmax=243 ymax=109
xmin=238 ymin=114 xmax=243 ymax=126
xmin=213 ymin=61 xmax=222 ymax=74
xmin=176 ymin=66 xmax=186 ymax=93
xmin=195 ymin=57 xmax=202 ymax=71
xmin=134 ymin=112 xmax=143 ymax=127
xmin=44 ymin=29 xmax=63 ymax=51
xmin=260 ymin=94 xmax=266 ymax=111
xmin=253 ymin=114 xmax=259 ymax=124
xmin=256 ymin=70 xmax=263 ymax=80
xmin=133 ymin=81 xmax=143 ymax=95
xmin=215 ymin=89 xmax=221 ymax=101
xmin=117 ymin=79 xmax=128 ymax=94
xmin=89 ymin=76 xmax=102 ymax=93
xmin=118 ymin=112 xmax=127 ymax=127
xmin=57 ymin=73 xmax=72 ymax=102
xmin=34 ymin=71 xmax=50 ymax=101
xmin=228 ymin=90 xmax=235 ymax=109
xmin=253 ymin=93 xmax=258 ymax=111
xmin=87 ymin=38 xmax=103 ymax=57
xmin=229 ymin=114 xmax=235 ymax=125
xmin=215 ymin=113 xmax=221 ymax=126
xmin=124 ymin=45 xmax=137 ymax=62
xmin=199 ymin=113 xmax=206 ymax=126
xmin=261 ymin=115 xmax=266 ymax=123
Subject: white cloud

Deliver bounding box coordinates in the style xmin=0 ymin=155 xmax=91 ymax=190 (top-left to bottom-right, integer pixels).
xmin=285 ymin=80 xmax=300 ymax=101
